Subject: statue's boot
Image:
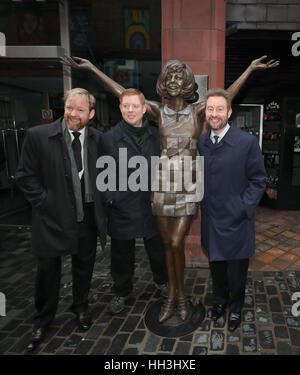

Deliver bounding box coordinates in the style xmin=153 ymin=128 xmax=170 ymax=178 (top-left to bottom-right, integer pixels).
xmin=158 ymin=298 xmax=176 ymax=323
xmin=177 ymin=296 xmax=190 ymax=321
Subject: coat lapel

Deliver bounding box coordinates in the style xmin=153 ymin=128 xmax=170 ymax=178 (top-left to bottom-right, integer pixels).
xmin=203 ymin=125 xmax=238 ymax=152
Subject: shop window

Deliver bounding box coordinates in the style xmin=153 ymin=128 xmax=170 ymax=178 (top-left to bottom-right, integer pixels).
xmin=0 ymin=0 xmax=60 ymax=46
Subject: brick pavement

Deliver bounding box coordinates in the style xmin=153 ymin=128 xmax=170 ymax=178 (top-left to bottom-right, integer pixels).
xmin=0 ymin=206 xmax=300 ymax=356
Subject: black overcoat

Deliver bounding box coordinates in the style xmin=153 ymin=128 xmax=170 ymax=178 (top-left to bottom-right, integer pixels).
xmin=98 ymin=121 xmax=160 ymax=240
xmin=16 ymin=118 xmax=107 ymax=258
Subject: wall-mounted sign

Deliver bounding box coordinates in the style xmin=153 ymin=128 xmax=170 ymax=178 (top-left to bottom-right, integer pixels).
xmin=124 ymin=9 xmax=150 ymax=50
xmin=264 ymin=101 xmax=281 ymax=121
xmin=42 ymin=109 xmax=53 ymax=124
xmin=70 ymin=9 xmax=90 ymax=48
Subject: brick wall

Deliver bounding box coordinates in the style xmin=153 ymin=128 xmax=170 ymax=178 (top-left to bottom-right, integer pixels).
xmin=227 ymin=0 xmax=300 ymax=31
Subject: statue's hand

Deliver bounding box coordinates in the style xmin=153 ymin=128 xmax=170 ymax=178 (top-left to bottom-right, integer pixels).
xmin=250 ymin=55 xmax=280 ymax=71
xmin=60 ymin=56 xmax=94 ymax=71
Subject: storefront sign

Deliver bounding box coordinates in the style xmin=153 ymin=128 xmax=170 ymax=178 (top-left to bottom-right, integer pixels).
xmin=0 ymin=32 xmax=6 ymax=57
xmin=42 ymin=109 xmax=53 ymax=124
xmin=291 ymin=32 xmax=300 ymax=57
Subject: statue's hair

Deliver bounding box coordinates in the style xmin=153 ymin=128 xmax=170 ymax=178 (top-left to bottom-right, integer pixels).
xmin=205 ymin=88 xmax=231 ymax=109
xmin=64 ymin=88 xmax=96 ymax=110
xmin=156 ymin=60 xmax=196 ymax=100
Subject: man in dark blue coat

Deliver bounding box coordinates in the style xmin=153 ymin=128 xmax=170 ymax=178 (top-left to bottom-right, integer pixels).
xmin=197 ymin=88 xmax=266 ymax=331
xmin=98 ymin=88 xmax=168 ymax=314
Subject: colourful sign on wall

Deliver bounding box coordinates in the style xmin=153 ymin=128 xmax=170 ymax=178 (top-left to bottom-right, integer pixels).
xmin=124 ymin=9 xmax=150 ymax=50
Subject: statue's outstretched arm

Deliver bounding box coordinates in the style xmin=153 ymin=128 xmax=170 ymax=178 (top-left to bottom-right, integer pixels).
xmin=195 ymin=56 xmax=279 ymax=117
xmin=61 ymin=56 xmax=161 ymax=118
xmin=226 ymin=55 xmax=279 ymax=101
xmin=61 ymin=56 xmax=125 ymax=98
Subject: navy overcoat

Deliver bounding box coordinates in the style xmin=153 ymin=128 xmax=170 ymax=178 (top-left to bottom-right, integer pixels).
xmin=197 ymin=125 xmax=266 ymax=261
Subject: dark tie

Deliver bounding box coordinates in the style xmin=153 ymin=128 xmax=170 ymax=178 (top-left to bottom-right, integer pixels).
xmin=213 ymin=135 xmax=219 ymax=145
xmin=72 ymin=132 xmax=82 ymax=172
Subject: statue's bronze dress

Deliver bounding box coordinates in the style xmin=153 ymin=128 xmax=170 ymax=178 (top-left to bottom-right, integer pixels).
xmin=151 ymin=103 xmax=202 ymax=217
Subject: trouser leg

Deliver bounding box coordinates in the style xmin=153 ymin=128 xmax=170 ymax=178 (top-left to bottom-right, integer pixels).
xmin=71 ymin=229 xmax=97 ymax=314
xmin=227 ymin=258 xmax=249 ymax=314
xmin=110 ymin=238 xmax=135 ymax=297
xmin=144 ymin=234 xmax=168 ymax=285
xmin=34 ymin=256 xmax=61 ymax=328
xmin=209 ymin=260 xmax=229 ymax=306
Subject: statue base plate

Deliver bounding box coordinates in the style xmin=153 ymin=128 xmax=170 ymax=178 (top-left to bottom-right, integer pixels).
xmin=144 ymin=298 xmax=205 ymax=338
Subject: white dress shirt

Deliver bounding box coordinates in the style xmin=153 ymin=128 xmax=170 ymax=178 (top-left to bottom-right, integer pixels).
xmin=210 ymin=123 xmax=230 ymax=144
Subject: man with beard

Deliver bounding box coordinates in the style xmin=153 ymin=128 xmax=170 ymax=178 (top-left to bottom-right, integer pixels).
xmin=197 ymin=88 xmax=266 ymax=332
xmin=16 ymin=88 xmax=107 ymax=351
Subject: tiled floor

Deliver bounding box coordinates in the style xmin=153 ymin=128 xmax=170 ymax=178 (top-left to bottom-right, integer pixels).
xmin=250 ymin=207 xmax=300 ymax=271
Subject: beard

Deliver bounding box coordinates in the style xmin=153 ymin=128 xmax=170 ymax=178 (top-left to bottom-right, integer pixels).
xmin=206 ymin=116 xmax=228 ymax=132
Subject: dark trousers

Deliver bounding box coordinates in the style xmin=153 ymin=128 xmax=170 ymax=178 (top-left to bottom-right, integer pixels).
xmin=33 ymin=203 xmax=97 ymax=329
xmin=111 ymin=234 xmax=168 ymax=297
xmin=209 ymin=258 xmax=249 ymax=314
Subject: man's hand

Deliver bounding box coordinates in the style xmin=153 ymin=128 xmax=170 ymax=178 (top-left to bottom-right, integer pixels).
xmin=250 ymin=55 xmax=280 ymax=71
xmin=60 ymin=56 xmax=94 ymax=71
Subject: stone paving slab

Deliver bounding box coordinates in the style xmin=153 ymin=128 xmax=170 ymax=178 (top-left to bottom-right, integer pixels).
xmin=0 ymin=207 xmax=300 ymax=357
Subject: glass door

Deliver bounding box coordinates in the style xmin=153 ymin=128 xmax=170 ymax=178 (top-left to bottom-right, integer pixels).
xmin=230 ymin=104 xmax=263 ymax=149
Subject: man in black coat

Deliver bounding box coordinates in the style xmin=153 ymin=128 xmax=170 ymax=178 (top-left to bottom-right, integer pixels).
xmin=16 ymin=88 xmax=107 ymax=351
xmin=98 ymin=88 xmax=168 ymax=314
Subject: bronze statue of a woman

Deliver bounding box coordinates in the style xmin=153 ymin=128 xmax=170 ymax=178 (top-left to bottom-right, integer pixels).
xmin=61 ymin=55 xmax=278 ymax=323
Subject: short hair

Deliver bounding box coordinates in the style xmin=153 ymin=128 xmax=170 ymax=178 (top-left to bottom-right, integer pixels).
xmin=156 ymin=60 xmax=196 ymax=100
xmin=205 ymin=88 xmax=231 ymax=110
xmin=119 ymin=88 xmax=146 ymax=105
xmin=64 ymin=88 xmax=96 ymax=111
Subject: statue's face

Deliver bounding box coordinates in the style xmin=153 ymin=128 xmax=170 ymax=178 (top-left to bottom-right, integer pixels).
xmin=165 ymin=70 xmax=184 ymax=97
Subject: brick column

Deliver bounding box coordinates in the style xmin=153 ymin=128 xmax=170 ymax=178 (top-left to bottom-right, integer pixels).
xmin=161 ymin=0 xmax=226 ymax=267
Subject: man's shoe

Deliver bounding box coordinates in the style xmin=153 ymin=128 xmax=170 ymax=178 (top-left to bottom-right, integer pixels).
xmin=76 ymin=311 xmax=92 ymax=331
xmin=211 ymin=304 xmax=226 ymax=321
xmin=228 ymin=312 xmax=241 ymax=332
xmin=26 ymin=327 xmax=45 ymax=352
xmin=154 ymin=282 xmax=169 ymax=298
xmin=109 ymin=295 xmax=131 ymax=315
